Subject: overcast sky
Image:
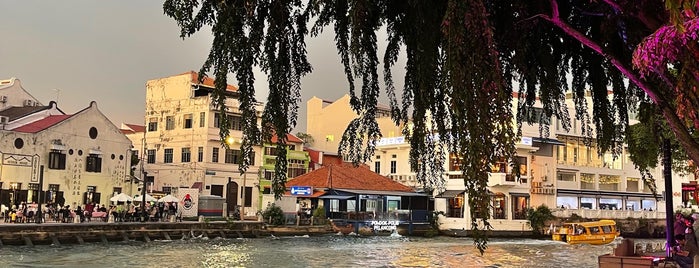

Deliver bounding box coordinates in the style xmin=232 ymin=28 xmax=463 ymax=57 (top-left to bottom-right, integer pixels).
xmin=0 ymin=1 xmax=401 ymax=133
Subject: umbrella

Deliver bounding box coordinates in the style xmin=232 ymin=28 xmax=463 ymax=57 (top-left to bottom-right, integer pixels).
xmin=132 ymin=194 xmax=157 ymax=202
xmin=109 ymin=193 xmax=134 ymax=203
xmin=158 ymin=194 xmax=179 ymax=203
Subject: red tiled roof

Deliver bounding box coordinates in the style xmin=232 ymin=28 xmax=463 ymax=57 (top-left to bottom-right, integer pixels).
xmin=13 ymin=115 xmax=72 ymax=133
xmin=286 ymin=162 xmax=414 ymax=192
xmin=120 ymin=123 xmax=145 ymax=134
xmin=180 ymin=71 xmax=238 ymax=92
xmin=271 ymin=133 xmax=303 ymax=144
xmin=124 ymin=124 xmax=145 ymax=132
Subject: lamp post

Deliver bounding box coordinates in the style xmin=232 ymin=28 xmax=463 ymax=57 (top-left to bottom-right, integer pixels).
xmin=241 ymin=171 xmax=246 ymax=221
xmin=36 ymin=165 xmax=44 ymax=224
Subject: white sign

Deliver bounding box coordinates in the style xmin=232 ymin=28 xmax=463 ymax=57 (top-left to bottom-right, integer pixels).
xmin=521 ymin=137 xmax=532 ymax=146
xmin=370 ymin=220 xmax=399 ymax=231
xmin=376 ymin=136 xmax=406 ymax=146
xmin=177 ymin=188 xmax=199 ymax=218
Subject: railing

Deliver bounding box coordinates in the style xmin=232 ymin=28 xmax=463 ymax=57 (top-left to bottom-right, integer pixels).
xmin=552 ymin=209 xmax=664 ymax=219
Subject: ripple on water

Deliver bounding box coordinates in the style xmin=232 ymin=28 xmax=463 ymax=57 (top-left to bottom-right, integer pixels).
xmin=0 ymin=236 xmax=646 ymax=267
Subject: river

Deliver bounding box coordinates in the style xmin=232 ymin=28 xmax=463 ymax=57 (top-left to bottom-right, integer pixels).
xmin=0 ymin=235 xmax=660 ymax=267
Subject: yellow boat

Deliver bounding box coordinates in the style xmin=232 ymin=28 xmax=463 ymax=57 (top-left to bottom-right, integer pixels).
xmin=551 ymin=219 xmax=620 ymax=245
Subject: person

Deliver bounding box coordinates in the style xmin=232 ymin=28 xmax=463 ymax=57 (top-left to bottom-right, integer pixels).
xmin=676 ymin=213 xmax=688 ymax=237
xmin=672 ymin=234 xmax=697 ymax=268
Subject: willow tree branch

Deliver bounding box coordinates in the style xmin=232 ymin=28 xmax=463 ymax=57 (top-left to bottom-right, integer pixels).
xmin=540 ymin=0 xmax=699 ymax=166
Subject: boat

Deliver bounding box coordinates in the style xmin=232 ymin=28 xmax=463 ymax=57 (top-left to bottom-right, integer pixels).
xmin=551 ymin=219 xmax=620 ymax=245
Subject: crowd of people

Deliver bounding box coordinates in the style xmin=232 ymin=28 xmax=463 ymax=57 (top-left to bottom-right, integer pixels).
xmin=0 ymin=200 xmax=182 ymax=223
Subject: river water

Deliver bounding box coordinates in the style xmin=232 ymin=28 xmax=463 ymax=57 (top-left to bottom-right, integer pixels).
xmin=0 ymin=235 xmax=659 ymax=267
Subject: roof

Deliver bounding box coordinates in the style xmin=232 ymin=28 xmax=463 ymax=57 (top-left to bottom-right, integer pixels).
xmin=13 ymin=115 xmax=72 ymax=133
xmin=271 ymin=133 xmax=304 ymax=144
xmin=284 ymin=190 xmax=326 ymax=198
xmin=0 ymin=106 xmax=49 ymax=121
xmin=180 ymin=71 xmax=238 ymax=92
xmin=286 ymin=162 xmax=414 ymax=192
xmin=120 ymin=123 xmax=145 ymax=134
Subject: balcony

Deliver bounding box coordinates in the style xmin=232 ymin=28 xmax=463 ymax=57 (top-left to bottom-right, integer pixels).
xmin=552 ymin=208 xmax=663 ymax=219
xmin=489 ymin=173 xmax=516 ymax=186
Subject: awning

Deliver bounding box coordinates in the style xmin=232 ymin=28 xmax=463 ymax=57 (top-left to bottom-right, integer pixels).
xmin=532 ymin=137 xmax=566 ymax=146
xmin=191 ymin=182 xmax=203 ymax=191
xmin=318 ymin=195 xmax=354 ymax=200
xmin=436 ymin=190 xmax=465 ymax=198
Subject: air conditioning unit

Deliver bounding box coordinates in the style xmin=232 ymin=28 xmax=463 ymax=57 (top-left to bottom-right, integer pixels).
xmin=0 ymin=96 xmax=6 ymax=103
xmin=24 ymin=100 xmax=33 ymax=106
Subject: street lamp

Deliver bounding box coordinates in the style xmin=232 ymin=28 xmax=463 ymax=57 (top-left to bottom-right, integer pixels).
xmin=225 ymin=136 xmax=247 ymax=221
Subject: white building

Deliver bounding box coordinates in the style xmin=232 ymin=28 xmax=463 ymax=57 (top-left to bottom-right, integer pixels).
xmin=127 ymin=71 xmax=264 ymax=217
xmin=0 ymin=84 xmax=133 ymax=209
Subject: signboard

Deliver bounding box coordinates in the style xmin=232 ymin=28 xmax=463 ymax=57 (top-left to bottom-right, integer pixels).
xmin=177 ymin=188 xmax=199 ymax=218
xmin=521 ymin=137 xmax=533 ymax=146
xmin=290 ymin=186 xmax=313 ymax=196
xmin=370 ymin=220 xmax=400 ymax=231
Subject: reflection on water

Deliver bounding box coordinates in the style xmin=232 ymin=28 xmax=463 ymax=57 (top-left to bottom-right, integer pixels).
xmin=0 ymin=235 xmax=656 ymax=267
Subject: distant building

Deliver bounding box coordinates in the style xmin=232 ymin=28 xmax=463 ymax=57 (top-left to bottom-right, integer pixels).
xmin=0 ymin=79 xmax=132 ymax=209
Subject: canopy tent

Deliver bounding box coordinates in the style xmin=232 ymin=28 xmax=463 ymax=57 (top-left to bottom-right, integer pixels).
xmin=158 ymin=194 xmax=179 ymax=203
xmin=132 ymin=194 xmax=157 ymax=202
xmin=109 ymin=193 xmax=134 ymax=203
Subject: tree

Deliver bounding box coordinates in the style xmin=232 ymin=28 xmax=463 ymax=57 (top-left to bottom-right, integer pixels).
xmin=295 ymin=132 xmax=315 ymax=147
xmin=526 ymin=205 xmax=556 ymax=237
xmin=163 ymin=0 xmax=699 ymax=253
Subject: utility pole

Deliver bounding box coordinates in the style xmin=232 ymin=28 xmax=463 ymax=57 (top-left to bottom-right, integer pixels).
xmin=36 ymin=165 xmax=44 ymax=224
xmin=663 ymin=138 xmax=673 ymax=258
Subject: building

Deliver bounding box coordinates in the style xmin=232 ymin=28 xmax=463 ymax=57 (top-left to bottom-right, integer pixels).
xmin=306 ymin=94 xmax=404 ymax=154
xmin=129 ymin=71 xmax=264 ymax=218
xmin=306 ymin=91 xmax=684 ymax=235
xmin=0 ymin=77 xmax=133 ymax=209
xmin=258 ymin=133 xmax=310 ymax=211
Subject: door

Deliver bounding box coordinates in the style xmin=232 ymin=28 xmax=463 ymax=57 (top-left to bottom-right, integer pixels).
xmin=226 ymin=181 xmax=239 ymax=216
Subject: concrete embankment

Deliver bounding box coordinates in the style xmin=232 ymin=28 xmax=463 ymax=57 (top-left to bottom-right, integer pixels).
xmin=0 ymin=221 xmax=266 ymax=246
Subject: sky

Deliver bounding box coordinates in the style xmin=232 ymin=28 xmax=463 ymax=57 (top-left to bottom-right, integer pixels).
xmin=0 ymin=1 xmax=401 ymax=133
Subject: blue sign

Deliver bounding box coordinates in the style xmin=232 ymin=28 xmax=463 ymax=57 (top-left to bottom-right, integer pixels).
xmin=290 ymin=186 xmax=313 ymax=195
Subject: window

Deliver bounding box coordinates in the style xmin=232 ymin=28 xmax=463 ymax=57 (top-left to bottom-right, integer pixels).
xmin=113 ymin=187 xmax=122 ymax=195
xmin=557 ymin=172 xmax=576 ymax=182
xmin=449 ymin=153 xmax=462 ymax=171
xmin=492 ymin=193 xmax=507 ymax=219
xmin=214 ymin=113 xmax=221 ymax=128
xmin=374 ymin=161 xmax=381 ymax=173
xmin=447 ymin=193 xmax=464 ymax=218
xmin=390 ymin=160 xmax=397 ymax=173
xmin=491 ymin=158 xmax=507 ymax=173
xmin=148 ymin=118 xmax=158 ymax=131
xmin=512 ymin=195 xmax=529 ymax=220
xmin=212 ymin=148 xmax=219 ymax=163
xmin=210 ymin=185 xmax=223 ymax=197
xmin=183 ymin=114 xmax=193 ymax=129
xmin=229 ymin=115 xmax=243 ymax=131
xmin=181 ymin=147 xmax=191 ymax=162
xmin=84 ymin=186 xmax=100 ymax=205
xmin=225 ymin=149 xmax=241 ymax=164
xmin=48 ymin=151 xmax=66 ymax=170
xmin=164 ymin=148 xmax=173 ymax=163
xmin=162 ymin=186 xmax=172 ymax=194
xmin=86 ymin=154 xmax=102 ymax=172
xmin=330 ymin=199 xmax=340 ymax=212
xmin=516 ymin=156 xmax=527 ymax=176
xmin=197 ymin=147 xmax=203 ymax=162
xmin=166 ymin=116 xmax=175 ymax=130
xmin=347 ymin=200 xmax=356 ymax=211
xmin=147 ymin=149 xmax=156 ymax=164
xmin=264 ymin=147 xmax=278 ymax=156
xmin=199 ymin=112 xmax=206 ymax=127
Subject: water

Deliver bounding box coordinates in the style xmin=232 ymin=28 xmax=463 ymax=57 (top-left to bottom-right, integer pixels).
xmin=0 ymin=235 xmax=654 ymax=267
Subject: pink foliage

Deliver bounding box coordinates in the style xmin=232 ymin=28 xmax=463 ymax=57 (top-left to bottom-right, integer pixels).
xmin=632 ymin=18 xmax=699 ymax=77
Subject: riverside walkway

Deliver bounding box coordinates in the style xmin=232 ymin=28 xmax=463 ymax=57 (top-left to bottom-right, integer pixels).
xmin=0 ymin=220 xmax=266 ymax=246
